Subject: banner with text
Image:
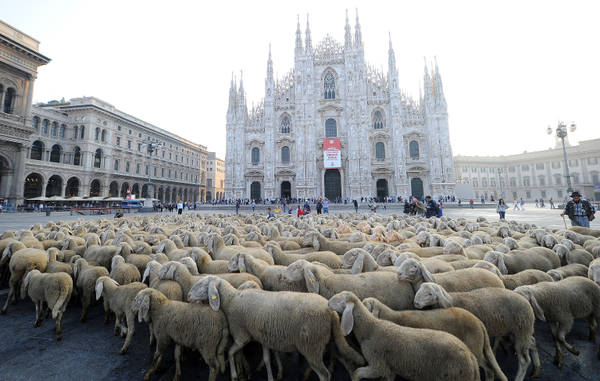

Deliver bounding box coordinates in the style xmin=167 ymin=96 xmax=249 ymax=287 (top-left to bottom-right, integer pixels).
xmin=323 ymin=138 xmax=341 ymax=169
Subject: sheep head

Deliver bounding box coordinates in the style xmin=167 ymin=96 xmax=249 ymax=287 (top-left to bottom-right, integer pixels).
xmin=442 ymin=241 xmax=464 ymax=255
xmin=413 ymin=282 xmax=452 ymax=309
xmin=95 ymin=276 xmax=119 ymax=300
xmin=328 ymin=291 xmax=359 ymax=336
xmin=504 ymin=237 xmax=519 ymax=250
xmin=397 ymin=258 xmax=435 ymax=283
xmin=376 ymin=249 xmax=399 ymax=266
xmin=472 ymin=261 xmax=503 ymax=277
xmin=342 ymin=248 xmax=372 ymax=274
xmin=541 ymin=235 xmax=558 ymax=249
xmin=552 ymin=244 xmax=570 ymax=261
xmin=546 ymin=269 xmax=563 ymax=281
xmin=588 ymin=260 xmax=600 ymax=286
xmin=142 ymin=260 xmax=161 ymax=283
xmin=513 ymin=286 xmax=546 ymax=321
xmin=179 ymin=257 xmax=199 ymax=275
xmin=362 ymin=297 xmax=382 ymax=318
xmin=188 ymin=275 xmax=221 ymax=311
xmin=111 ymin=255 xmax=125 ymax=270
xmin=483 ymin=251 xmax=508 ymax=275
xmin=132 ymin=288 xmax=153 ymax=323
xmin=283 ymin=259 xmax=319 ymax=293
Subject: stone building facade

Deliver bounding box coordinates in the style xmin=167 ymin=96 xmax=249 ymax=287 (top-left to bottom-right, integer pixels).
xmin=22 ymin=97 xmax=209 ymax=204
xmin=454 ymin=138 xmax=600 ymax=202
xmin=206 ymin=152 xmax=225 ymax=201
xmin=225 ymin=12 xmax=455 ymax=201
xmin=0 ymin=20 xmax=50 ymax=206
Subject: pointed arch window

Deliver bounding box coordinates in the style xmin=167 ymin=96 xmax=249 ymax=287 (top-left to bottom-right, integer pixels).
xmin=80 ymin=126 xmax=85 ymax=139
xmin=50 ymin=144 xmax=62 ymax=163
xmin=324 ymin=72 xmax=336 ymax=99
xmin=42 ymin=119 xmax=49 ymax=134
xmin=281 ymin=115 xmax=291 ymax=133
xmin=373 ymin=110 xmax=384 ymax=129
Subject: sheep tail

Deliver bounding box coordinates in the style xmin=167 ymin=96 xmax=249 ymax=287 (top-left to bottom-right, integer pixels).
xmin=52 ymin=282 xmax=71 ymax=320
xmin=482 ymin=325 xmax=508 ymax=381
xmin=329 ymin=310 xmax=364 ymax=366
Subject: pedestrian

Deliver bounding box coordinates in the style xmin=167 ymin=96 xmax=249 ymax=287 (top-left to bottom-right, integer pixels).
xmin=513 ymin=199 xmax=519 ymax=210
xmin=496 ymin=199 xmax=508 ymax=220
xmin=561 ymin=191 xmax=595 ymax=227
xmin=251 ymin=200 xmax=256 ymax=213
xmin=316 ymin=199 xmax=323 ymax=214
xmin=236 ymin=200 xmax=240 ymax=215
xmin=520 ymin=198 xmax=525 ymax=211
xmin=550 ymin=198 xmax=555 ymax=209
xmin=353 ymin=199 xmax=359 ymax=213
xmin=177 ymin=201 xmax=183 ymax=215
xmin=535 ymin=199 xmax=539 ymax=208
xmin=540 ymin=199 xmax=545 ymax=208
xmin=403 ymin=200 xmax=410 ymax=214
xmin=323 ymin=198 xmax=329 ymax=213
xmin=267 ymin=207 xmax=275 ymax=219
xmin=469 ymin=199 xmax=474 ymax=209
xmin=297 ymin=205 xmax=304 ymax=217
xmin=458 ymin=199 xmax=462 ymax=207
xmin=424 ymin=196 xmax=439 ymax=218
xmin=481 ymin=195 xmax=485 ymax=204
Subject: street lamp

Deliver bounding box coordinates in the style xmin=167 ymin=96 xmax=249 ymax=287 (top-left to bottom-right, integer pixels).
xmin=547 ymin=121 xmax=576 ymax=194
xmin=140 ymin=141 xmax=162 ymax=212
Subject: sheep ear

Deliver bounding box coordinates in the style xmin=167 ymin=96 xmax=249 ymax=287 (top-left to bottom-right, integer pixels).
xmin=183 ymin=235 xmax=189 ymax=246
xmin=526 ymin=292 xmax=546 ymax=322
xmin=208 ymin=281 xmax=220 ymax=311
xmin=138 ymin=294 xmax=150 ymax=323
xmin=238 ymin=255 xmax=246 ymax=273
xmin=142 ymin=266 xmax=150 ymax=283
xmin=95 ymin=279 xmax=104 ymax=301
xmin=21 ymin=270 xmax=33 ymax=299
xmin=341 ymin=302 xmax=355 ymax=336
xmin=2 ymin=246 xmax=11 ymax=260
xmin=304 ymin=266 xmax=319 ymax=294
xmin=312 ymin=236 xmax=320 ymax=251
xmin=351 ymin=254 xmax=364 ymax=274
xmin=437 ymin=287 xmax=453 ymax=308
xmin=420 ymin=264 xmax=435 ymax=283
xmin=157 ymin=242 xmax=165 ymax=253
xmin=496 ymin=255 xmax=508 ymax=275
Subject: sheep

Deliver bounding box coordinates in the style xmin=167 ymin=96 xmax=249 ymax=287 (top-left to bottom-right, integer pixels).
xmin=473 ymin=261 xmax=554 ymax=290
xmin=362 ymin=297 xmax=507 ymax=381
xmin=389 ymin=252 xmax=462 ymax=273
xmin=414 ymin=282 xmax=541 ymax=381
xmin=483 ymin=249 xmax=560 ymax=275
xmin=514 ymin=277 xmax=600 ymax=367
xmin=227 ymin=253 xmax=306 ymax=292
xmin=1 ymin=243 xmax=49 ymax=314
xmin=328 ymin=291 xmax=480 ymax=381
xmin=589 ymin=258 xmax=600 ymax=286
xmin=187 ymin=276 xmax=365 ymax=381
xmin=21 ymin=269 xmax=73 ymax=341
xmin=189 ymin=249 xmax=230 ymax=274
xmin=396 ymin=258 xmax=505 ymax=293
xmin=282 ymin=259 xmax=414 ymax=310
xmin=109 ymin=255 xmax=141 ymax=285
xmin=266 ymin=242 xmax=342 ymax=268
xmin=302 ymin=231 xmax=365 ymax=255
xmin=142 ymin=260 xmax=183 ymax=301
xmin=83 ymin=243 xmax=128 ymax=269
xmin=73 ymin=257 xmax=109 ymax=322
xmin=132 ymin=288 xmax=230 ymax=381
xmin=566 ymin=249 xmax=595 ymax=266
xmin=156 ymin=238 xmax=190 ymax=261
xmin=569 ymin=226 xmax=600 ymax=238
xmin=45 ymin=248 xmax=74 ymax=275
xmin=547 ymin=264 xmax=589 ymax=281
xmin=95 ymin=276 xmax=147 ymax=354
xmin=341 ymin=248 xmax=396 ymax=274
xmin=157 ymin=261 xmax=263 ymax=300
xmin=206 ymin=233 xmax=274 ymax=264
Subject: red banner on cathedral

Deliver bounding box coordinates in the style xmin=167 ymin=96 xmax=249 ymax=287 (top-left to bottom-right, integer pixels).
xmin=323 ymin=138 xmax=341 ymax=169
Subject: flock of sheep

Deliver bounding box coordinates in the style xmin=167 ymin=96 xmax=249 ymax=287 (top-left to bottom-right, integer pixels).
xmin=1 ymin=212 xmax=600 ymax=381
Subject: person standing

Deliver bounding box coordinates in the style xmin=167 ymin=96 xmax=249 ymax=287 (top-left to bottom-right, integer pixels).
xmin=561 ymin=191 xmax=595 ymax=227
xmin=496 ymin=199 xmax=508 ymax=220
xmin=403 ymin=200 xmax=410 ymax=214
xmin=549 ymin=198 xmax=555 ymax=209
xmin=513 ymin=199 xmax=519 ymax=210
xmin=520 ymin=198 xmax=525 ymax=211
xmin=251 ymin=200 xmax=256 ymax=213
xmin=353 ymin=199 xmax=359 ymax=213
xmin=316 ymin=199 xmax=323 ymax=214
xmin=323 ymin=198 xmax=329 ymax=214
xmin=236 ymin=200 xmax=240 ymax=215
xmin=469 ymin=199 xmax=474 ymax=209
xmin=177 ymin=201 xmax=183 ymax=215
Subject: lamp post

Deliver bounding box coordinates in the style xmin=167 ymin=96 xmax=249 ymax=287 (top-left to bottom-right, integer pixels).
xmin=547 ymin=121 xmax=576 ymax=195
xmin=141 ymin=141 xmax=161 ymax=212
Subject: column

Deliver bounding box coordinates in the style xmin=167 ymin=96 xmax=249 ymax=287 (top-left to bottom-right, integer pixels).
xmin=9 ymin=145 xmax=27 ymax=206
xmin=61 ymin=181 xmax=66 ymax=197
xmin=41 ymin=182 xmax=48 ymax=199
xmin=0 ymin=89 xmax=5 ymax=111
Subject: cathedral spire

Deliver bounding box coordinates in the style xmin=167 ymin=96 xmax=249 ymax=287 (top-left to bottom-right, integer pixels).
xmin=238 ymin=70 xmax=247 ymax=113
xmin=295 ymin=15 xmax=303 ymax=56
xmin=228 ymin=72 xmax=236 ymax=115
xmin=423 ymin=57 xmax=433 ymax=104
xmin=305 ymin=14 xmax=312 ymax=54
xmin=387 ymin=32 xmax=398 ymax=91
xmin=344 ymin=9 xmax=352 ymax=49
xmin=354 ymin=9 xmax=362 ymax=48
xmin=388 ymin=32 xmax=396 ymax=71
xmin=266 ymin=43 xmax=273 ymax=81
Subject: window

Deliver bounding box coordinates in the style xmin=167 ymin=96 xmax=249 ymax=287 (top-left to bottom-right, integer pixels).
xmin=541 ymin=190 xmax=547 ymax=198
xmin=569 ymin=159 xmax=579 ymax=166
xmin=375 ymin=142 xmax=385 ymax=160
xmin=510 ymin=177 xmax=517 ymax=187
xmin=169 ymin=152 xmax=172 ymax=160
xmin=42 ymin=119 xmax=49 ymax=134
xmin=59 ymin=124 xmax=65 ymax=138
xmin=251 ymin=147 xmax=260 ymax=164
xmin=592 ymin=172 xmax=600 ymax=185
xmin=145 ymin=165 xmax=149 ymax=175
xmin=281 ymin=115 xmax=291 ymax=133
xmin=471 ymin=167 xmax=477 ymax=173
xmin=95 ymin=127 xmax=100 ymax=140
xmin=114 ymin=159 xmax=120 ymax=171
xmin=588 ymin=157 xmax=598 ymax=165
xmin=117 ymin=125 xmax=121 ymax=131
xmin=508 ymin=166 xmax=515 ymax=173
xmin=80 ymin=126 xmax=85 ymax=139
xmin=161 ymin=168 xmax=165 ymax=177
xmin=372 ymin=110 xmax=384 ymax=129
xmin=101 ymin=130 xmax=106 ymax=142
xmin=409 ymin=140 xmax=419 ymax=159
xmin=481 ymin=167 xmax=487 ymax=173
xmin=50 ymin=145 xmax=61 ymax=163
xmin=73 ymin=125 xmax=78 ymax=138
xmin=554 ymin=175 xmax=562 ymax=185
xmin=526 ymin=191 xmax=531 ymax=199
xmin=552 ymin=161 xmax=561 ymax=169
xmin=116 ymin=137 xmax=120 ymax=146
xmin=94 ymin=149 xmax=102 ymax=168
xmin=523 ymin=177 xmax=530 ymax=186
xmin=538 ymin=176 xmax=545 ymax=186
xmin=50 ymin=122 xmax=57 ymax=137
xmin=490 ymin=179 xmax=496 ymax=187
xmin=482 ymin=178 xmax=488 ymax=187
xmin=32 ymin=116 xmax=40 ymax=131
xmin=138 ymin=143 xmax=142 ymax=152
xmin=535 ymin=163 xmax=544 ymax=170
xmin=30 ymin=140 xmax=43 ymax=160
xmin=473 ymin=179 xmax=478 ymax=187
xmin=136 ymin=163 xmax=141 ymax=174
xmin=3 ymin=87 xmax=15 ymax=113
xmin=281 ymin=146 xmax=290 ymax=162
xmin=521 ymin=165 xmax=529 ymax=171
xmin=154 ymin=167 xmax=157 ymax=176
xmin=125 ymin=161 xmax=130 ymax=173
xmin=324 ymin=71 xmax=336 ymax=99
xmin=128 ymin=140 xmax=132 ymax=149
xmin=73 ymin=147 xmax=81 ymax=166
xmin=128 ymin=129 xmax=132 ymax=135
xmin=325 ymin=119 xmax=337 ymax=138
xmin=557 ymin=190 xmax=563 ymax=198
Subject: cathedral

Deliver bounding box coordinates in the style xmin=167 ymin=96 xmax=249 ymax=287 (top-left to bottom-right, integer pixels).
xmin=225 ymin=11 xmax=455 ymax=201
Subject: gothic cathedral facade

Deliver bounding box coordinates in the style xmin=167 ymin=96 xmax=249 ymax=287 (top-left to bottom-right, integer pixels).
xmin=225 ymin=12 xmax=455 ymax=201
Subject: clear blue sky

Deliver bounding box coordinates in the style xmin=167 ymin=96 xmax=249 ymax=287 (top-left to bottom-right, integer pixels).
xmin=3 ymin=0 xmax=599 ymax=158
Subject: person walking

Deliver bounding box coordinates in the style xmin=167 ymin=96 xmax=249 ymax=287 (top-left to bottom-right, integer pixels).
xmin=549 ymin=198 xmax=555 ymax=209
xmin=469 ymin=199 xmax=474 ymax=209
xmin=235 ymin=200 xmax=240 ymax=215
xmin=535 ymin=199 xmax=539 ymax=208
xmin=496 ymin=199 xmax=508 ymax=220
xmin=561 ymin=191 xmax=595 ymax=227
xmin=520 ymin=198 xmax=525 ymax=211
xmin=513 ymin=199 xmax=519 ymax=210
xmin=353 ymin=199 xmax=359 ymax=213
xmin=177 ymin=201 xmax=183 ymax=215
xmin=251 ymin=200 xmax=256 ymax=213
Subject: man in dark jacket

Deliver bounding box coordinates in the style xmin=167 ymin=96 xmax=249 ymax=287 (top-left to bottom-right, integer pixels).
xmin=561 ymin=191 xmax=595 ymax=227
xmin=425 ymin=196 xmax=439 ymax=218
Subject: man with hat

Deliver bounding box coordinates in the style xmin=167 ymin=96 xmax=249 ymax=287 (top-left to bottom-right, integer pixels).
xmin=561 ymin=191 xmax=595 ymax=227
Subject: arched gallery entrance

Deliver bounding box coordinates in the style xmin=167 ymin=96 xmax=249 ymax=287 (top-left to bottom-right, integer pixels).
xmin=324 ymin=169 xmax=341 ymax=200
xmin=250 ymin=182 xmax=261 ymax=201
xmin=24 ymin=173 xmax=43 ymax=199
xmin=280 ymin=181 xmax=291 ymax=199
xmin=411 ymin=178 xmax=424 ymax=200
xmin=376 ymin=179 xmax=389 ymax=202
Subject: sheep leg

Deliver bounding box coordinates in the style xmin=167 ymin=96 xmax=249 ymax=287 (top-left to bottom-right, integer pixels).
xmin=351 ymin=366 xmax=383 ymax=381
xmin=513 ymin=337 xmax=532 ymax=381
xmin=550 ymin=322 xmax=564 ymax=367
xmin=120 ymin=312 xmax=135 ymax=355
xmin=588 ymin=316 xmax=597 ymax=343
xmin=1 ymin=275 xmax=19 ymax=313
xmin=33 ymin=301 xmax=43 ymax=327
xmin=274 ymin=351 xmax=283 ymax=381
xmin=148 ymin=323 xmax=155 ymax=347
xmin=530 ymin=337 xmax=541 ymax=378
xmin=80 ymin=293 xmax=89 ymax=322
xmin=228 ymin=334 xmax=251 ymax=381
xmin=144 ymin=340 xmax=168 ymax=381
xmin=557 ymin=320 xmax=579 ymax=356
xmin=302 ymin=351 xmax=329 ymax=381
xmin=173 ymin=344 xmax=182 ymax=381
xmin=262 ymin=346 xmax=274 ymax=381
xmin=55 ymin=311 xmax=63 ymax=341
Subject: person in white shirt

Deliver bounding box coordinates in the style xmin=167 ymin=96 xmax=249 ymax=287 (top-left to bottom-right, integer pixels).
xmin=177 ymin=201 xmax=183 ymax=215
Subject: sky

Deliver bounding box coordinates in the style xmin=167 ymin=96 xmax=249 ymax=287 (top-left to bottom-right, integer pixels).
xmin=3 ymin=0 xmax=599 ymax=159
